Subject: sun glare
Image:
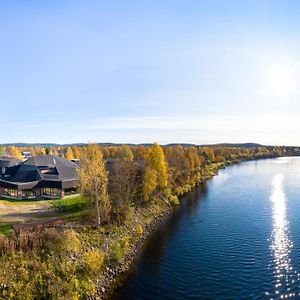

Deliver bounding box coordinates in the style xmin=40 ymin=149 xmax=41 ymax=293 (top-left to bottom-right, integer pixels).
xmin=264 ymin=65 xmax=296 ymax=96
xmin=262 ymin=61 xmax=300 ymax=98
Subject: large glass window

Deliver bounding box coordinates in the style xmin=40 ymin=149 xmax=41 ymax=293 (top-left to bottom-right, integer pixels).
xmin=22 ymin=190 xmax=36 ymax=198
xmin=3 ymin=188 xmax=18 ymax=198
xmin=43 ymin=188 xmax=61 ymax=198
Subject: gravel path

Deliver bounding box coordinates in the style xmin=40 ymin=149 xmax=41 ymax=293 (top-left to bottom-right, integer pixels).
xmin=0 ymin=201 xmax=55 ymax=223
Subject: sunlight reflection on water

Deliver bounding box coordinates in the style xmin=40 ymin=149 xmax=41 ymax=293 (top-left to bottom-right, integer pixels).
xmin=267 ymin=173 xmax=300 ymax=299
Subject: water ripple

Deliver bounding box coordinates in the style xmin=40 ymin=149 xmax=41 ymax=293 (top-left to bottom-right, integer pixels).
xmin=112 ymin=158 xmax=300 ymax=300
xmin=266 ymin=173 xmax=300 ymax=299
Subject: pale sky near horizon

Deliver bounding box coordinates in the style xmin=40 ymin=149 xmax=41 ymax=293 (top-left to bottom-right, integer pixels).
xmin=1 ymin=1 xmax=300 ymax=145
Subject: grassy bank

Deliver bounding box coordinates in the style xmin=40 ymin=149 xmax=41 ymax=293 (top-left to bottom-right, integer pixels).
xmin=49 ymin=195 xmax=89 ymax=220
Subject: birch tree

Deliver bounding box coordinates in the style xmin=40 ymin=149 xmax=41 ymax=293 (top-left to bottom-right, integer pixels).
xmin=78 ymin=144 xmax=110 ymax=227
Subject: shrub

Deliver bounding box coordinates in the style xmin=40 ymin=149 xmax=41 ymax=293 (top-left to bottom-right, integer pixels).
xmin=169 ymin=195 xmax=179 ymax=205
xmin=111 ymin=242 xmax=123 ymax=263
xmin=136 ymin=224 xmax=143 ymax=236
xmin=120 ymin=236 xmax=130 ymax=250
xmin=83 ymin=250 xmax=105 ymax=274
xmin=164 ymin=188 xmax=172 ymax=198
xmin=59 ymin=230 xmax=81 ymax=253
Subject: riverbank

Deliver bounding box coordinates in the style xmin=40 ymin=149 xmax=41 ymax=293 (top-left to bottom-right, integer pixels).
xmin=105 ymin=156 xmax=300 ymax=299
xmin=96 ymin=161 xmax=226 ymax=299
xmin=97 ymin=155 xmax=295 ymax=299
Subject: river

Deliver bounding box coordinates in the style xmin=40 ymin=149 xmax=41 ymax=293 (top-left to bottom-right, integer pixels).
xmin=111 ymin=157 xmax=300 ymax=299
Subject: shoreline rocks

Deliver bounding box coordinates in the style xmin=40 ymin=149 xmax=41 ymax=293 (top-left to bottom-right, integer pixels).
xmin=95 ymin=164 xmax=225 ymax=299
xmin=95 ymin=209 xmax=172 ymax=299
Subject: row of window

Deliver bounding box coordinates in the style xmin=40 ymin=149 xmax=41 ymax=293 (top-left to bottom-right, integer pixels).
xmin=0 ymin=188 xmax=62 ymax=198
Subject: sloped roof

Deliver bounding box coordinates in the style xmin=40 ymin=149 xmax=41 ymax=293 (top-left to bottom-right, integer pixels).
xmin=4 ymin=155 xmax=78 ymax=184
xmin=0 ymin=157 xmax=22 ymax=168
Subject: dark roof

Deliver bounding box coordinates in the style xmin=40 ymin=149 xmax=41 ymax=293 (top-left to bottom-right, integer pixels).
xmin=0 ymin=157 xmax=22 ymax=168
xmin=0 ymin=155 xmax=79 ymax=187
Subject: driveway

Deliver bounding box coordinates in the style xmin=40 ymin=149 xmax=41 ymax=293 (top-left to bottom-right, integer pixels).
xmin=0 ymin=201 xmax=56 ymax=223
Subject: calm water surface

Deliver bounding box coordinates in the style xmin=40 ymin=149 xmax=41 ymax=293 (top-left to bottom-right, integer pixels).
xmin=111 ymin=157 xmax=300 ymax=299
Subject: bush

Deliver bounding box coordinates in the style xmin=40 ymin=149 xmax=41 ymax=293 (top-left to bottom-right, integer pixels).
xmin=120 ymin=236 xmax=130 ymax=250
xmin=169 ymin=195 xmax=179 ymax=205
xmin=111 ymin=242 xmax=123 ymax=263
xmin=136 ymin=224 xmax=143 ymax=236
xmin=61 ymin=230 xmax=81 ymax=253
xmin=83 ymin=250 xmax=105 ymax=274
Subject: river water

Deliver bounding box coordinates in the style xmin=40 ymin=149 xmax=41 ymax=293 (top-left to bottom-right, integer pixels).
xmin=111 ymin=157 xmax=300 ymax=299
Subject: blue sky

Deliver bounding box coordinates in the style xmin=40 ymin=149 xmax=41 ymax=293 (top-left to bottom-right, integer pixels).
xmin=1 ymin=1 xmax=300 ymax=145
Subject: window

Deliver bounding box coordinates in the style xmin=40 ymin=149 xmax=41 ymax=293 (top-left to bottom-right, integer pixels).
xmin=43 ymin=188 xmax=61 ymax=198
xmin=38 ymin=167 xmax=58 ymax=175
xmin=3 ymin=188 xmax=18 ymax=198
xmin=22 ymin=190 xmax=36 ymax=198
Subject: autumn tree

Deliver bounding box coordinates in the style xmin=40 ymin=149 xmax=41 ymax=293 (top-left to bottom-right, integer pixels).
xmin=186 ymin=147 xmax=198 ymax=169
xmin=141 ymin=143 xmax=168 ymax=202
xmin=39 ymin=147 xmax=46 ymax=155
xmin=52 ymin=147 xmax=58 ymax=156
xmin=132 ymin=145 xmax=147 ymax=160
xmin=203 ymin=147 xmax=215 ymax=163
xmin=78 ymin=144 xmax=110 ymax=227
xmin=146 ymin=143 xmax=168 ymax=188
xmin=118 ymin=145 xmax=134 ymax=161
xmin=164 ymin=146 xmax=187 ymax=186
xmin=109 ymin=157 xmax=137 ymax=221
xmin=6 ymin=146 xmax=23 ymax=160
xmin=65 ymin=146 xmax=74 ymax=160
xmin=73 ymin=146 xmax=80 ymax=159
xmin=14 ymin=147 xmax=23 ymax=160
xmin=31 ymin=148 xmax=36 ymax=157
xmin=142 ymin=168 xmax=158 ymax=201
xmin=57 ymin=146 xmax=62 ymax=156
xmin=45 ymin=147 xmax=52 ymax=155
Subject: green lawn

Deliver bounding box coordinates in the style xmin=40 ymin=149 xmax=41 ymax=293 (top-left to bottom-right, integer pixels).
xmin=50 ymin=195 xmax=88 ymax=220
xmin=0 ymin=223 xmax=14 ymax=235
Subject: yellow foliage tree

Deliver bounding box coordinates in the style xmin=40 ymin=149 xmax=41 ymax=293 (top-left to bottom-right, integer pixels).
xmin=146 ymin=143 xmax=168 ymax=188
xmin=142 ymin=168 xmax=158 ymax=201
xmin=73 ymin=146 xmax=80 ymax=159
xmin=186 ymin=147 xmax=201 ymax=171
xmin=51 ymin=147 xmax=58 ymax=156
xmin=31 ymin=148 xmax=36 ymax=157
xmin=119 ymin=145 xmax=134 ymax=161
xmin=203 ymin=147 xmax=215 ymax=162
xmin=7 ymin=146 xmax=23 ymax=160
xmin=39 ymin=147 xmax=46 ymax=155
xmin=65 ymin=147 xmax=74 ymax=160
xmin=78 ymin=144 xmax=110 ymax=227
